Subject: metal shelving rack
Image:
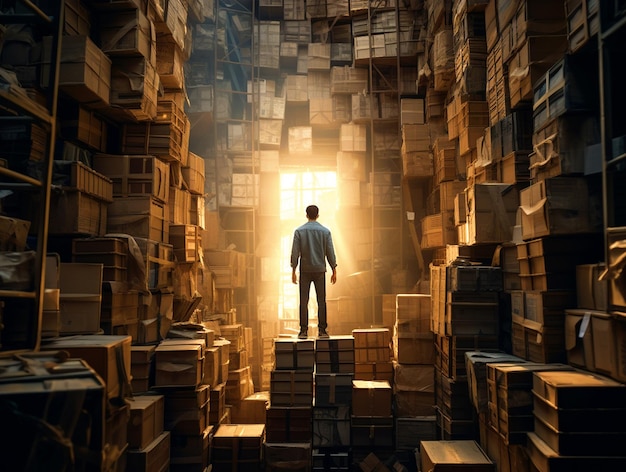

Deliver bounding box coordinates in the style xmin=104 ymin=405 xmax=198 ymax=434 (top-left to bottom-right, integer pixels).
xmin=359 ymin=0 xmax=406 ymax=324
xmin=0 ymin=0 xmax=63 ymax=353
xmin=213 ymin=0 xmax=258 ymax=326
xmin=599 ymin=2 xmax=626 ymax=311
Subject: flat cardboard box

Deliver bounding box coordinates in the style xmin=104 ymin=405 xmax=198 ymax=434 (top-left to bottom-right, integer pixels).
xmin=527 ymin=431 xmax=626 ymax=472
xmin=533 ymin=369 xmax=626 ymax=409
xmin=420 ymin=440 xmax=495 ymax=471
xmin=352 ymin=380 xmax=392 ymax=417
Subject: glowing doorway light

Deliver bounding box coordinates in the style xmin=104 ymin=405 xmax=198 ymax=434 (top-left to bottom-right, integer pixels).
xmin=278 ymin=171 xmax=337 ymax=328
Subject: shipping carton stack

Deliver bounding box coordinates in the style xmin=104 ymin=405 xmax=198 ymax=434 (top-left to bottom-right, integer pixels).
xmin=527 ymin=370 xmax=626 ymax=471
xmin=210 ymin=337 xmax=232 ymax=426
xmin=221 ymin=323 xmax=255 ymax=407
xmin=392 ymin=294 xmax=437 ymax=452
xmin=351 ymin=379 xmax=394 ymax=463
xmin=312 ymin=335 xmax=354 ymax=470
xmin=265 ymin=336 xmax=314 ymax=468
xmin=126 ymin=394 xmax=171 ymax=472
xmin=430 ymin=264 xmax=501 ymax=440
xmin=420 ymin=440 xmax=495 ymax=472
xmin=511 ymin=234 xmax=604 ymax=364
xmin=152 ymin=336 xmax=211 ymax=471
xmin=352 ymin=328 xmax=393 ymax=384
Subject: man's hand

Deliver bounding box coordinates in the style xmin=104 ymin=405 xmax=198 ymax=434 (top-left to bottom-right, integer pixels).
xmin=331 ymin=268 xmax=337 ymax=285
xmin=292 ymin=270 xmax=297 ymax=284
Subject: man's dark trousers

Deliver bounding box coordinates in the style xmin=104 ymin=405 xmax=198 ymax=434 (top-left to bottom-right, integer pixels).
xmin=299 ymin=271 xmax=327 ymax=331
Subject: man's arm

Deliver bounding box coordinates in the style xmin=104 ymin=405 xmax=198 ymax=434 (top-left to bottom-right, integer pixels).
xmin=291 ymin=230 xmax=300 ymax=284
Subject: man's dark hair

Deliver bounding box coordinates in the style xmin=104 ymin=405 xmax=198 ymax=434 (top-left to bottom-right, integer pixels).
xmin=306 ymin=205 xmax=319 ymax=219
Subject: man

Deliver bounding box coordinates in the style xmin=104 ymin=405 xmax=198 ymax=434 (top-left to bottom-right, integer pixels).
xmin=290 ymin=205 xmax=337 ymax=339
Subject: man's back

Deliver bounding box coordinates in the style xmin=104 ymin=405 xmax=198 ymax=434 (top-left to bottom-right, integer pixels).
xmin=291 ymin=220 xmax=336 ymax=272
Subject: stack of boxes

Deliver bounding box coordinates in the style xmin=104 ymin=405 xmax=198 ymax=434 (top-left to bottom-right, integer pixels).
xmin=267 ymin=337 xmax=315 ymax=467
xmin=392 ymin=295 xmax=437 ymax=451
xmin=313 ymin=335 xmax=355 ymax=469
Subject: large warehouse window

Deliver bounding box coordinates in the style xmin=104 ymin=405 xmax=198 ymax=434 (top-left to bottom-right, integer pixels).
xmin=278 ymin=171 xmax=338 ymax=332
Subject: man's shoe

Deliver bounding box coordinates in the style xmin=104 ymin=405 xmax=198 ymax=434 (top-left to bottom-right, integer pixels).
xmin=298 ymin=330 xmax=307 ymax=339
xmin=318 ymin=329 xmax=329 ymax=338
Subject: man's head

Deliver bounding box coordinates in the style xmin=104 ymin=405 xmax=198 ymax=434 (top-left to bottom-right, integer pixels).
xmin=306 ymin=205 xmax=319 ymax=220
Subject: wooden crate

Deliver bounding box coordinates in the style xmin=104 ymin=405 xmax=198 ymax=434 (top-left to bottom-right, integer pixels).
xmin=169 ymin=224 xmax=199 ymax=263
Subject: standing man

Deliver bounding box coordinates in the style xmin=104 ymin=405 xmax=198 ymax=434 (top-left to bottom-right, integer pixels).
xmin=291 ymin=205 xmax=337 ymax=338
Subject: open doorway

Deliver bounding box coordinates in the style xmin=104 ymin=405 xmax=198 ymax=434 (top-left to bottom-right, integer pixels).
xmin=278 ymin=170 xmax=338 ymax=331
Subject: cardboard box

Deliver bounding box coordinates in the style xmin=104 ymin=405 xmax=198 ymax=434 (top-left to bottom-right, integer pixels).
xmin=107 ymin=196 xmax=168 ymax=243
xmin=270 ymin=370 xmax=313 ymax=406
xmin=264 ymin=442 xmax=312 ymax=471
xmin=354 ymin=361 xmax=393 ymax=383
xmin=312 ymin=405 xmax=351 ymax=448
xmin=0 ymin=216 xmax=30 ymax=251
xmin=92 ymin=154 xmax=170 ymax=203
xmin=352 ymin=328 xmax=390 ymax=349
xmin=127 ymin=395 xmax=165 ymax=450
xmin=231 ymin=392 xmax=269 ymax=424
xmin=420 ymin=440 xmax=495 ymax=471
xmin=274 ymin=338 xmax=315 ymax=371
xmin=315 ymin=336 xmax=355 ymax=374
xmin=314 ymin=373 xmax=353 ymax=406
xmin=352 ymin=380 xmax=392 ymax=417
xmin=533 ymin=369 xmax=626 ymax=409
xmin=54 ymin=35 xmax=111 ymax=107
xmin=519 ymin=177 xmax=592 ymax=240
xmin=99 ymin=8 xmax=155 ymax=60
xmin=211 ymin=424 xmax=265 ymax=467
xmin=576 ymin=263 xmax=608 ymax=311
xmin=126 ymin=432 xmax=170 ymax=472
xmin=465 ymin=183 xmax=519 ymax=244
xmin=393 ymin=333 xmax=435 ymax=364
xmin=154 ymin=343 xmax=204 ymax=387
xmin=182 ymin=151 xmax=205 ymax=195
xmin=41 ymin=335 xmax=131 ymax=400
xmin=58 ymin=262 xmax=103 ymax=334
xmin=163 ymin=384 xmax=209 ymax=435
xmin=48 ymin=190 xmax=108 ymax=236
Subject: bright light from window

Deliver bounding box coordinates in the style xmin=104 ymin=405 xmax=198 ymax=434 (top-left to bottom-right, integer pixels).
xmin=278 ymin=171 xmax=337 ymax=325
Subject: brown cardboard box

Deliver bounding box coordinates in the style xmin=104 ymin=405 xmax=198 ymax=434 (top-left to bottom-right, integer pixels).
xmin=466 ymin=183 xmax=519 ymax=244
xmin=154 ymin=343 xmax=203 ymax=387
xmin=274 ymin=338 xmax=315 ymax=371
xmin=0 ymin=215 xmax=30 ymax=251
xmin=576 ymin=263 xmax=608 ymax=311
xmin=53 ymin=35 xmax=111 ymax=107
xmin=266 ymin=406 xmax=312 ymax=443
xmin=226 ymin=365 xmax=254 ymax=403
xmin=107 ymin=196 xmax=168 ymax=243
xmin=533 ymin=369 xmax=626 ymax=409
xmin=58 ymin=262 xmax=103 ymax=334
xmin=41 ymin=334 xmax=132 ymax=400
xmin=270 ymin=370 xmax=313 ymax=407
xmin=354 ymin=361 xmax=393 ymax=383
xmin=591 ymin=311 xmax=619 ymax=379
xmin=127 ymin=395 xmax=165 ymax=449
xmin=211 ymin=424 xmax=265 ymax=469
xmin=231 ymin=392 xmax=270 ymax=424
xmin=92 ymin=154 xmax=170 ymax=204
xmin=352 ymin=380 xmax=392 ymax=417
xmin=519 ymin=177 xmax=592 ymax=241
xmin=420 ymin=440 xmax=495 ymax=471
xmin=182 ymin=151 xmax=205 ymax=195
xmin=394 ymin=333 xmax=435 ymax=364
xmin=164 ymin=384 xmax=209 ymax=435
xmin=126 ymin=431 xmax=170 ymax=472
xmin=264 ymin=442 xmax=311 ymax=471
